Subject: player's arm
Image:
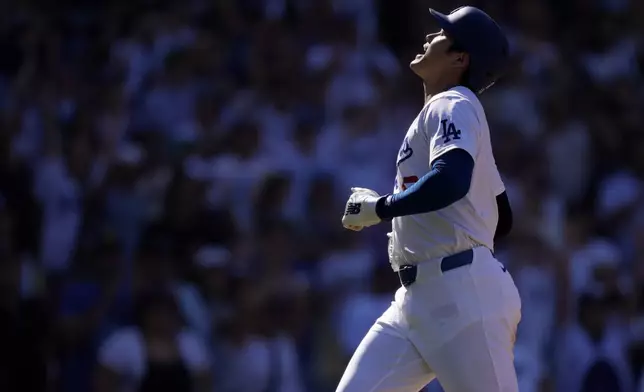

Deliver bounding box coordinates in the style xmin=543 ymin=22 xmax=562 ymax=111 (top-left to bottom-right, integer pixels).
xmin=492 ymin=162 xmax=512 ymax=240
xmin=375 ymin=97 xmax=478 ymax=220
xmin=376 ymin=149 xmax=473 ymax=219
xmin=494 ymin=191 xmax=513 ymax=241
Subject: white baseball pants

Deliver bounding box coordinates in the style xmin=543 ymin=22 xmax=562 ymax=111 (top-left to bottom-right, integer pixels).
xmin=336 ymin=247 xmax=521 ymax=392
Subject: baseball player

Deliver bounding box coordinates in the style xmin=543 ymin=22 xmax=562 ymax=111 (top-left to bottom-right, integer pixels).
xmin=338 ymin=6 xmax=520 ymax=392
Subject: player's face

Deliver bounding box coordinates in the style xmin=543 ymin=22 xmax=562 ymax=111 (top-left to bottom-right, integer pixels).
xmin=410 ymin=30 xmax=464 ymax=81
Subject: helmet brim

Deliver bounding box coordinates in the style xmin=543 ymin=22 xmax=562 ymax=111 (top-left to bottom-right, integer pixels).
xmin=428 ymin=9 xmax=456 ymax=37
xmin=428 ymin=8 xmax=469 ymax=53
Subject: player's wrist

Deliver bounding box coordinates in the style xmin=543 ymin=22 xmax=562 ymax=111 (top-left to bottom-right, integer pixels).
xmin=375 ymin=195 xmax=394 ymax=221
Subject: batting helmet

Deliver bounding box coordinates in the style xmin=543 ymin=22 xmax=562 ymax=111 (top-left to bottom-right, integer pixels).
xmin=428 ymin=6 xmax=509 ymax=94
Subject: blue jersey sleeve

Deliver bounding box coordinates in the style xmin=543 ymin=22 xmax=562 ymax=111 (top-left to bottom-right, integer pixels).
xmin=376 ymin=148 xmax=474 ymax=220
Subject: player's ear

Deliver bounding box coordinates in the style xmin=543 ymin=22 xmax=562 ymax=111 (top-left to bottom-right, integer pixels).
xmin=452 ymin=52 xmax=470 ymax=70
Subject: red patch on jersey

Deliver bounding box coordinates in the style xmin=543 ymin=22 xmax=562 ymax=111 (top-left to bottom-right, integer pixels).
xmin=401 ymin=176 xmax=419 ymax=191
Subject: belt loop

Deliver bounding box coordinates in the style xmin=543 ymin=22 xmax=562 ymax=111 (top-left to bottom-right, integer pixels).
xmin=398 ymin=265 xmax=417 ymax=287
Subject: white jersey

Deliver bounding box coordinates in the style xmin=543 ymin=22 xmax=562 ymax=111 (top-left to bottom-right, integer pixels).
xmin=389 ymin=86 xmax=504 ymax=270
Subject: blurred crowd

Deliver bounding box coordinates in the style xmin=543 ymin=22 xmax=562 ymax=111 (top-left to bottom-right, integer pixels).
xmin=1 ymin=0 xmax=644 ymax=391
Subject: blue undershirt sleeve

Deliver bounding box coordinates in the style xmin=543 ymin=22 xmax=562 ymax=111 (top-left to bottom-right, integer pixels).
xmin=376 ymin=148 xmax=474 ymax=220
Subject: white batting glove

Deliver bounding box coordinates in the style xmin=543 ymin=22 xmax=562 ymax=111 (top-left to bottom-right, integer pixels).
xmin=342 ymin=187 xmax=382 ymax=230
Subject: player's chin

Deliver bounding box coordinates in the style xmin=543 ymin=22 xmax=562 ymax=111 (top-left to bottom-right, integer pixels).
xmin=409 ymin=55 xmax=427 ymax=75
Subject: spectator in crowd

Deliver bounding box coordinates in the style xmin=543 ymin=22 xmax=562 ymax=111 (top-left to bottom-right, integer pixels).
xmin=95 ymin=293 xmax=211 ymax=392
xmin=55 ymin=241 xmax=129 ymax=392
xmin=217 ymin=277 xmax=305 ymax=392
xmin=555 ymin=292 xmax=633 ymax=392
xmin=0 ymin=252 xmax=51 ymax=391
xmin=177 ymin=244 xmax=234 ymax=352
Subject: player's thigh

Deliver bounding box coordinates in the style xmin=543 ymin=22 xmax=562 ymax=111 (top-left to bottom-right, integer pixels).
xmin=336 ymin=328 xmax=435 ymax=392
xmin=429 ymin=318 xmax=518 ymax=392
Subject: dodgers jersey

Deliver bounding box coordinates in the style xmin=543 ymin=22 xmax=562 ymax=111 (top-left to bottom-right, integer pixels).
xmin=389 ymin=86 xmax=504 ymax=270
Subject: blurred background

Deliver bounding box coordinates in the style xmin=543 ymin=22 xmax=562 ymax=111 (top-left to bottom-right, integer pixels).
xmin=0 ymin=0 xmax=643 ymax=391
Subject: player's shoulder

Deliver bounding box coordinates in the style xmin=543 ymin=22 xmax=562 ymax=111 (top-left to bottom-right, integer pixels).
xmin=426 ymin=86 xmax=479 ymax=112
xmin=422 ymin=86 xmax=481 ymax=126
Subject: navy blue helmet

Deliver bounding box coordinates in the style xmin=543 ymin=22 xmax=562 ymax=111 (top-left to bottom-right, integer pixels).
xmin=428 ymin=6 xmax=509 ymax=94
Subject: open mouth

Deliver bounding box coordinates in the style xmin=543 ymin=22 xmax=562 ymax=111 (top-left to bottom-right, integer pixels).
xmin=417 ymin=43 xmax=429 ymax=57
xmin=416 ymin=46 xmax=428 ymax=58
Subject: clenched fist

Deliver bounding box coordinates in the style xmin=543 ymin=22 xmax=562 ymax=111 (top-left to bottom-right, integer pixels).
xmin=342 ymin=187 xmax=383 ymax=230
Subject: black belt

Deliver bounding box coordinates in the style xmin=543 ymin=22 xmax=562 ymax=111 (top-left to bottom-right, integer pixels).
xmin=397 ymin=249 xmax=474 ymax=288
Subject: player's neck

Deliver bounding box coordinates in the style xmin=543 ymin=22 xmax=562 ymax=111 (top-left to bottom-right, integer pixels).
xmin=423 ymin=81 xmax=459 ymax=104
